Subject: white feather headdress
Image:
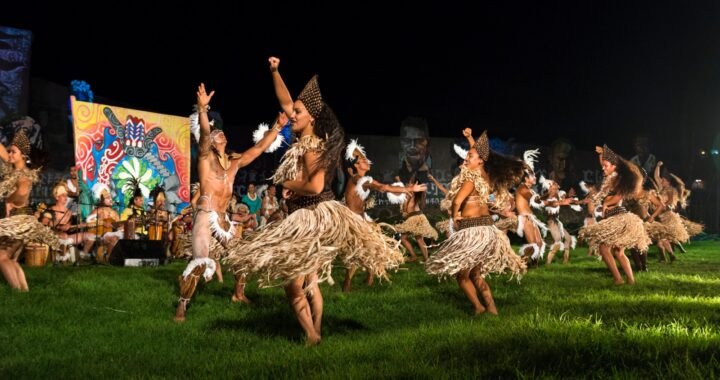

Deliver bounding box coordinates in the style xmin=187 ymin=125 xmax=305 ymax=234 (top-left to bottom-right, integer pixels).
xmin=523 ymin=149 xmax=540 ymax=172
xmin=345 ymin=139 xmax=371 ymax=164
xmin=453 ymin=144 xmax=468 ymax=159
xmin=252 ymin=123 xmax=285 ymax=153
xmin=189 ymin=106 xmax=216 ymax=144
xmin=256 ymin=184 xmax=269 ymax=198
xmin=91 ymin=182 xmax=111 ymax=201
xmin=579 ymin=181 xmax=590 ymax=194
xmin=539 ymin=175 xmax=554 ymax=192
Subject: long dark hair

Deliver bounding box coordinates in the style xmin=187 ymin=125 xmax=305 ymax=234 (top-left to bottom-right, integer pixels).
xmin=484 ymin=150 xmax=527 ymax=191
xmin=612 ymin=157 xmax=642 ymax=198
xmin=313 ymin=102 xmax=345 ymax=186
xmin=666 ymin=173 xmax=690 ymax=209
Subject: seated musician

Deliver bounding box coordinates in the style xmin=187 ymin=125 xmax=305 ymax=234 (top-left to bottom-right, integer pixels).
xmin=119 ymin=188 xmax=147 ymax=239
xmin=42 ymin=183 xmax=96 ymax=262
xmin=86 ymin=185 xmax=121 ymax=261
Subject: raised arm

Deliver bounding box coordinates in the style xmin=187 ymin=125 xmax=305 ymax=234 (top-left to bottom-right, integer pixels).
xmin=595 ymin=146 xmax=604 ymax=167
xmin=269 ymin=57 xmax=294 ymax=117
xmin=282 ymin=151 xmax=326 ymax=196
xmin=463 ymin=128 xmax=475 ymax=147
xmin=196 ymin=83 xmax=215 ymax=158
xmin=427 ymin=173 xmax=448 ymax=194
xmin=648 ymin=192 xmax=666 ymax=221
xmin=233 ymin=113 xmax=287 ymax=169
xmin=654 ymin=161 xmax=663 ymax=189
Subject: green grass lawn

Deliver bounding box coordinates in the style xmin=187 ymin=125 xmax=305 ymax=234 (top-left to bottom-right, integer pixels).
xmin=2 ymin=241 xmax=720 ymax=379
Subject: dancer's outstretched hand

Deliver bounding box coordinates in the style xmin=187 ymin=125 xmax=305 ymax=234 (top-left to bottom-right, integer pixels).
xmin=196 ymin=83 xmax=215 ymax=107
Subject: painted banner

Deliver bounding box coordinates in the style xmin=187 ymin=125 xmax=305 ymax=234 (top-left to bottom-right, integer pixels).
xmin=70 ymin=97 xmax=191 ymax=218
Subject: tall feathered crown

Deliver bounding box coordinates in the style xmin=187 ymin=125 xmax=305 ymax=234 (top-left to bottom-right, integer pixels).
xmin=473 ymin=130 xmax=490 ymax=161
xmin=602 ymin=144 xmax=620 ymax=165
xmin=523 ymin=149 xmax=540 ymax=173
xmin=11 ymin=129 xmax=31 ymax=156
xmin=297 ymin=75 xmax=323 ymax=119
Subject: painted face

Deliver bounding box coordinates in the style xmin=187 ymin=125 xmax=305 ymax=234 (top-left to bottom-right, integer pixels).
xmin=290 ymin=100 xmax=314 ymax=133
xmin=464 ymin=148 xmax=483 ymax=170
xmin=601 ymin=160 xmax=616 ymax=176
xmin=210 ymin=129 xmax=227 ymax=146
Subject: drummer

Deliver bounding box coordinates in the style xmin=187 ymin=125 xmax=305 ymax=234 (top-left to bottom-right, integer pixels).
xmin=148 ymin=186 xmax=170 ymax=241
xmin=119 ymin=187 xmax=147 ymax=239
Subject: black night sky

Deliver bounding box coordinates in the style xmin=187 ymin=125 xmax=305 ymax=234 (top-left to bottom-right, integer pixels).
xmin=5 ymin=1 xmax=720 ymax=156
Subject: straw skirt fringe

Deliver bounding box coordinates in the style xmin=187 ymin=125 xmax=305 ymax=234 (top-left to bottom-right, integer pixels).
xmin=395 ymin=214 xmax=438 ymax=240
xmin=425 ymin=225 xmax=526 ymax=280
xmin=579 ymin=212 xmax=651 ymax=252
xmin=223 ymin=200 xmax=403 ymax=288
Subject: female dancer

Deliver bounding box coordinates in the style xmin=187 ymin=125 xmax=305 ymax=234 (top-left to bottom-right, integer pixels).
xmin=425 ymin=130 xmax=526 ymax=315
xmin=225 ymin=57 xmax=401 ymax=344
xmin=579 ymin=145 xmax=650 ymax=285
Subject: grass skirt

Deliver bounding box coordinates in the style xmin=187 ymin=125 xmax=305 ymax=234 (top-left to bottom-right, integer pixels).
xmin=223 ymin=200 xmax=404 ymax=288
xmin=681 ymin=216 xmax=704 ymax=238
xmin=425 ymin=224 xmax=526 ymax=280
xmin=658 ymin=211 xmax=690 ymax=244
xmin=435 ymin=219 xmax=451 ymax=236
xmin=579 ymin=212 xmax=650 ymax=252
xmin=395 ymin=214 xmax=439 ymax=240
xmin=0 ymin=215 xmax=61 ymax=251
xmin=494 ymin=215 xmax=518 ymax=232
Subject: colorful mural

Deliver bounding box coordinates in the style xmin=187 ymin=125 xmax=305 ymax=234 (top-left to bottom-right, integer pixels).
xmin=70 ymin=97 xmax=190 ymax=218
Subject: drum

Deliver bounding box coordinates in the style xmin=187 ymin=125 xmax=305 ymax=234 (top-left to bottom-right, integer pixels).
xmin=24 ymin=243 xmax=49 ymax=267
xmin=124 ymin=219 xmax=136 ymax=240
xmin=148 ymin=223 xmax=164 ymax=241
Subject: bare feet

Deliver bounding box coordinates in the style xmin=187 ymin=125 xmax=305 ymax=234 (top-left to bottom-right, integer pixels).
xmin=231 ymin=294 xmax=253 ymax=304
xmin=174 ymin=299 xmax=188 ymax=322
xmin=305 ymin=334 xmax=321 ymax=347
xmin=474 ymin=306 xmax=487 ymax=316
xmin=406 ymin=256 xmax=418 ymax=263
xmin=365 ymin=273 xmax=374 ymax=287
xmin=613 ymin=279 xmax=625 ymax=285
